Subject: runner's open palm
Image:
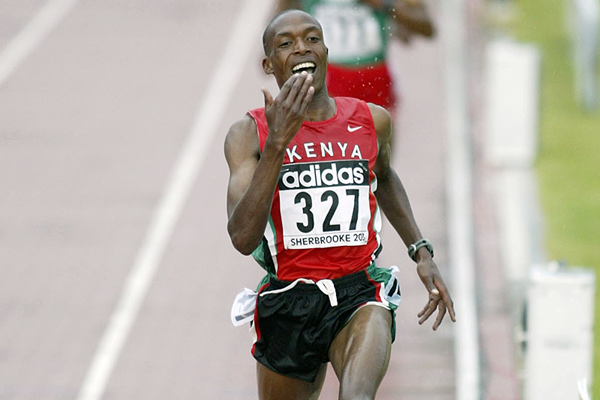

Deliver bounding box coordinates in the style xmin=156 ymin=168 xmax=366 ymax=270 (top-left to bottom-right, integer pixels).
xmin=262 ymin=72 xmax=314 ymax=148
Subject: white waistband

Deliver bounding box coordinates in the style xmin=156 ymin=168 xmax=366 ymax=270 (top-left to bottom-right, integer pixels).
xmin=260 ymin=278 xmax=338 ymax=307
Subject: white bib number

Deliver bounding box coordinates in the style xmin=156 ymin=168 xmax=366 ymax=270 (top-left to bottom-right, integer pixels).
xmin=278 ymin=160 xmax=371 ymax=250
xmin=312 ymin=3 xmax=384 ymax=62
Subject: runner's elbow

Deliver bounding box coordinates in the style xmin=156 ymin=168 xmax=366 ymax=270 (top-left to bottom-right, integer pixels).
xmin=233 ymin=241 xmax=256 ymax=256
xmin=228 ymin=225 xmax=259 ymax=255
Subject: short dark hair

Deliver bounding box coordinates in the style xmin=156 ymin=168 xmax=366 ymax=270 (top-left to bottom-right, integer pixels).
xmin=262 ymin=9 xmax=321 ymax=55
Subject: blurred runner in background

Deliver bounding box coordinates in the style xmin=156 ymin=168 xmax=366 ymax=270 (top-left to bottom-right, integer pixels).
xmin=276 ymin=0 xmax=435 ymax=120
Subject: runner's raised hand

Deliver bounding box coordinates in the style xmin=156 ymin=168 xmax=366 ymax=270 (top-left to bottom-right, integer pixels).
xmin=262 ymin=71 xmax=314 ymax=149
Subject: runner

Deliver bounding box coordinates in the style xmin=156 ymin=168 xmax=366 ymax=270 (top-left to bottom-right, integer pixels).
xmin=225 ymin=10 xmax=454 ymax=399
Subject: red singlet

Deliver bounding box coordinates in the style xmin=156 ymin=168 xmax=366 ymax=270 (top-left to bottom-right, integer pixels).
xmin=248 ymin=97 xmax=383 ymax=281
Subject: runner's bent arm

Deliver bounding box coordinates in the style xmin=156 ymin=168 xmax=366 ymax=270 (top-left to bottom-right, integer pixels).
xmin=225 ymin=72 xmax=315 ymax=255
xmin=225 ymin=117 xmax=283 ymax=255
xmin=361 ymin=0 xmax=435 ymax=37
xmin=370 ymin=103 xmax=455 ymax=329
xmin=370 ymin=103 xmax=424 ymax=247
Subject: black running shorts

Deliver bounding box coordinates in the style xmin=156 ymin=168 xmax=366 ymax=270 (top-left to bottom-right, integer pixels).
xmin=251 ymin=265 xmax=401 ymax=382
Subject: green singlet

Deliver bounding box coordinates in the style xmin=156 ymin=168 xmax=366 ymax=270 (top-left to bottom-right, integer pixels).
xmin=301 ymin=0 xmax=390 ymax=66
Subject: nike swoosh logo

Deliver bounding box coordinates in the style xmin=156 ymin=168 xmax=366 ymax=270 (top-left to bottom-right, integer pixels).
xmin=347 ymin=125 xmax=362 ymax=132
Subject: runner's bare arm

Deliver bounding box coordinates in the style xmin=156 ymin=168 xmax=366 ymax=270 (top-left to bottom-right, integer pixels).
xmin=361 ymin=0 xmax=435 ymax=37
xmin=276 ymin=0 xmax=433 ymax=38
xmin=370 ymin=103 xmax=455 ymax=329
xmin=225 ymin=73 xmax=314 ymax=255
xmin=370 ymin=103 xmax=423 ymax=247
xmin=225 ymin=117 xmax=275 ymax=255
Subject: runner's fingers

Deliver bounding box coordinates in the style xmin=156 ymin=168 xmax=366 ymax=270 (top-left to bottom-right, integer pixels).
xmin=420 ymin=281 xmax=443 ymax=311
xmin=417 ymin=296 xmax=432 ymax=317
xmin=295 ymin=75 xmax=314 ymax=113
xmin=417 ymin=293 xmax=436 ymax=317
xmin=432 ymin=302 xmax=447 ymax=331
xmin=298 ymin=86 xmax=315 ymax=113
xmin=435 ymin=283 xmax=456 ymax=322
xmin=448 ymin=303 xmax=456 ymax=322
xmin=283 ymin=72 xmax=308 ymax=109
xmin=418 ymin=307 xmax=435 ymax=325
xmin=431 ymin=276 xmax=456 ymax=323
xmin=418 ymin=299 xmax=437 ymax=324
xmin=275 ymin=74 xmax=297 ymax=103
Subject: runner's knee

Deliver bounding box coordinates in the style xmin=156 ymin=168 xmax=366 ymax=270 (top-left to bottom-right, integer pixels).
xmin=338 ymin=386 xmax=376 ymax=400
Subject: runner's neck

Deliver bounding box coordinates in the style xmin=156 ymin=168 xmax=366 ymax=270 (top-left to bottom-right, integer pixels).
xmin=305 ymin=92 xmax=336 ymax=122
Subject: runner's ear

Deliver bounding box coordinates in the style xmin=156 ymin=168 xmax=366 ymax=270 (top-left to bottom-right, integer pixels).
xmin=262 ymin=57 xmax=274 ymax=75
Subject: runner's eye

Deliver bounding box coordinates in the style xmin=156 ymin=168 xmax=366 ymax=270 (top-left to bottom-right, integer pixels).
xmin=278 ymin=41 xmax=292 ymax=48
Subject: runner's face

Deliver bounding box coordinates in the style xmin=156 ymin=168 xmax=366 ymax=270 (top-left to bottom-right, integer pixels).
xmin=264 ymin=13 xmax=328 ymax=90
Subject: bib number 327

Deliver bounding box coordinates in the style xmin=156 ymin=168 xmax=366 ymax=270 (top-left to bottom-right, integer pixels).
xmin=278 ymin=160 xmax=371 ymax=250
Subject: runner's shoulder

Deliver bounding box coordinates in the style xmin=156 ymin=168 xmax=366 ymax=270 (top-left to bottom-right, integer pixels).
xmin=228 ymin=114 xmax=257 ymax=137
xmin=366 ymin=103 xmax=391 ymax=137
xmin=224 ymin=115 xmax=260 ymax=159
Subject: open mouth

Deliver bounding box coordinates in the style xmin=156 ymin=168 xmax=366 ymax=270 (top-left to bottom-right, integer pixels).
xmin=291 ymin=62 xmax=316 ymax=75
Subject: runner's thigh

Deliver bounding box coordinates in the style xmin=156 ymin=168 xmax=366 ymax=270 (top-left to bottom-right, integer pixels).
xmin=328 ymin=305 xmax=393 ymax=400
xmin=257 ymin=362 xmax=327 ymax=400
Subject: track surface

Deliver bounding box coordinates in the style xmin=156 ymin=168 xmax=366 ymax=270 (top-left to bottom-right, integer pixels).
xmin=0 ymin=1 xmax=455 ymax=398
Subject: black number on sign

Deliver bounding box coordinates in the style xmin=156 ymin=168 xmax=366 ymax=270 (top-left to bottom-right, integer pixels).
xmin=321 ymin=190 xmax=341 ymax=232
xmin=346 ymin=189 xmax=359 ymax=230
xmin=294 ymin=192 xmax=314 ymax=233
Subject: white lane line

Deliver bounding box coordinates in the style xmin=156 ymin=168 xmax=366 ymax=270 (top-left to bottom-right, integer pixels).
xmin=75 ymin=0 xmax=275 ymax=399
xmin=442 ymin=0 xmax=481 ymax=399
xmin=0 ymin=0 xmax=81 ymax=87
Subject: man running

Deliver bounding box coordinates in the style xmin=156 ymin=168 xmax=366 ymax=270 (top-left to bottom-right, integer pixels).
xmin=225 ymin=10 xmax=454 ymax=400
